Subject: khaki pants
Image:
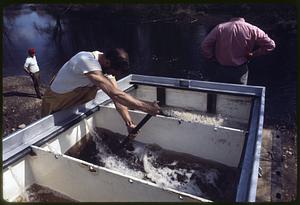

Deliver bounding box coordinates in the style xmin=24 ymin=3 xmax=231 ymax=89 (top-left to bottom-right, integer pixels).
xmin=41 ymin=86 xmax=98 ymax=117
xmin=30 ymin=71 xmax=41 ymax=97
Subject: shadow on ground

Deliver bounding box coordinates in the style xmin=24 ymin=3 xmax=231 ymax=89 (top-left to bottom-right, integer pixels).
xmin=3 ymin=91 xmax=38 ymax=98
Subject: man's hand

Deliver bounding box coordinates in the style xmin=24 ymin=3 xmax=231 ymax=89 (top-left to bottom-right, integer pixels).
xmin=126 ymin=121 xmax=138 ymax=140
xmin=24 ymin=68 xmax=30 ymax=75
xmin=246 ymin=52 xmax=254 ymax=61
xmin=143 ymin=101 xmax=161 ymax=116
xmin=86 ymin=70 xmax=161 ymax=115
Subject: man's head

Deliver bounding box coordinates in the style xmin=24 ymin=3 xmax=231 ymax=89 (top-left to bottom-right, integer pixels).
xmin=232 ymin=4 xmax=250 ymax=18
xmin=103 ymin=48 xmax=129 ymax=78
xmin=28 ymin=48 xmax=35 ymax=57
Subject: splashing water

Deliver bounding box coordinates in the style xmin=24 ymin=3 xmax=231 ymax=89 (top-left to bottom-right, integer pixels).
xmin=66 ymin=127 xmax=240 ymax=201
xmin=142 ymin=152 xmax=203 ymax=195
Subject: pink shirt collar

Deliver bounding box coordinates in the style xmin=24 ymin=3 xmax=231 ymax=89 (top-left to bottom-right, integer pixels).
xmin=230 ymin=17 xmax=245 ymax=22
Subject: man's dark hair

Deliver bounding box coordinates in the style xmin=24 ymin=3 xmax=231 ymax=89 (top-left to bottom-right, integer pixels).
xmin=105 ymin=48 xmax=129 ymax=72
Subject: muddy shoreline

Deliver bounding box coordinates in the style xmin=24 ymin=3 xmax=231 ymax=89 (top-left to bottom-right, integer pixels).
xmin=2 ymin=75 xmax=47 ymax=136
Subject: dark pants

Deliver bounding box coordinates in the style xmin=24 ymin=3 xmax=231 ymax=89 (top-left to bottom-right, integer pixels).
xmin=30 ymin=72 xmax=41 ymax=98
xmin=213 ymin=63 xmax=249 ymax=85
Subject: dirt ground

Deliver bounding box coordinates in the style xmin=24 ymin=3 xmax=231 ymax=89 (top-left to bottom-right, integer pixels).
xmin=2 ymin=75 xmax=47 ymax=136
xmin=2 ymin=75 xmax=297 ymax=202
xmin=256 ymin=124 xmax=297 ymax=202
xmin=280 ymin=127 xmax=297 ymax=202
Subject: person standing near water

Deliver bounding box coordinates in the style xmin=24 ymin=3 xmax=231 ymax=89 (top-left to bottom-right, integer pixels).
xmin=201 ymin=16 xmax=276 ymax=85
xmin=24 ymin=48 xmax=42 ymax=98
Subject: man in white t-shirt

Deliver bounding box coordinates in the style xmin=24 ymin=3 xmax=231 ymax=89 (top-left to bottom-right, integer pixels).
xmin=41 ymin=48 xmax=160 ymax=136
xmin=24 ymin=48 xmax=42 ymax=98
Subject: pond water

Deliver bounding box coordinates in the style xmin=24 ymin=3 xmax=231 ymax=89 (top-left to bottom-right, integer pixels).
xmin=2 ymin=4 xmax=297 ymax=125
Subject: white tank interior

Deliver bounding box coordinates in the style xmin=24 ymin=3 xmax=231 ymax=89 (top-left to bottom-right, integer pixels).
xmin=104 ymin=85 xmax=251 ymax=132
xmin=93 ymin=106 xmax=246 ymax=167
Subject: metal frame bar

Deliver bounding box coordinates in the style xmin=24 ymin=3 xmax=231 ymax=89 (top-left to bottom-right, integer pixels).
xmin=131 ymin=74 xmax=264 ymax=97
xmin=235 ymin=87 xmax=265 ymax=202
xmin=156 ymin=87 xmax=166 ymax=106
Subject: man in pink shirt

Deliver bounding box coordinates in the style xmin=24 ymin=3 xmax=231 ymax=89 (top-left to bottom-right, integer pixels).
xmin=201 ymin=17 xmax=275 ymax=84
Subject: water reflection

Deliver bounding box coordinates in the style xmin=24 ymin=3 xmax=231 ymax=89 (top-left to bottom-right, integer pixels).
xmin=3 ymin=5 xmax=210 ymax=82
xmin=3 ymin=5 xmax=62 ymax=82
xmin=2 ymin=4 xmax=297 ymax=125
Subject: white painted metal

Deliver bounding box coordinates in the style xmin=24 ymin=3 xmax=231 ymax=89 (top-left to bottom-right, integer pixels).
xmin=236 ymin=94 xmax=266 ymax=202
xmin=28 ymin=146 xmax=209 ymax=202
xmin=248 ymin=89 xmax=265 ymax=201
xmin=40 ymin=116 xmax=95 ymax=154
xmin=128 ymin=84 xmax=250 ymax=125
xmin=128 ymin=85 xmax=208 ymax=112
xmin=131 ymin=74 xmax=264 ymax=96
xmin=3 ymin=158 xmax=35 ymax=201
xmin=216 ymin=94 xmax=252 ymax=124
xmin=95 ymin=106 xmax=245 ymax=167
xmin=165 ymin=88 xmax=207 ymax=112
xmin=38 ymin=104 xmax=245 ymax=168
xmin=130 ymin=85 xmax=157 ymax=101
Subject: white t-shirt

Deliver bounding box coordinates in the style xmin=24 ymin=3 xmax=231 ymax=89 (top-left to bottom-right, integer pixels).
xmin=24 ymin=56 xmax=40 ymax=73
xmin=50 ymin=51 xmax=102 ymax=94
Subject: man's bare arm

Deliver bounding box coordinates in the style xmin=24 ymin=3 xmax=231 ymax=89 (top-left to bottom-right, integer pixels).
xmin=86 ymin=70 xmax=160 ymax=115
xmin=201 ymin=26 xmax=218 ymax=60
xmin=107 ymin=76 xmax=138 ymax=137
xmin=23 ymin=64 xmax=30 ymax=74
xmin=107 ymin=76 xmax=135 ymax=125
